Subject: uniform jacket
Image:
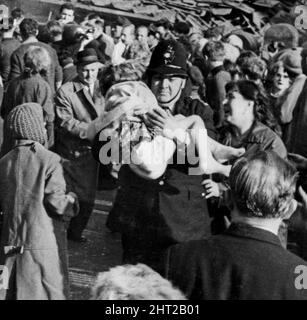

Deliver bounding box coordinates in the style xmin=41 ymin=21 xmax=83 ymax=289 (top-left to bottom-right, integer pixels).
xmin=92 ymin=96 xmax=216 ymax=246
xmin=55 ymin=78 xmax=105 ymax=202
xmin=165 ymin=222 xmax=307 ymax=300
xmin=0 ymin=140 xmax=77 ymax=300
xmin=10 ymin=41 xmax=62 ymax=94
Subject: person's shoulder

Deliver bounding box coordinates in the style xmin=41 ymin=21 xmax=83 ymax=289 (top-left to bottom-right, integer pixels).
xmin=169 ymin=237 xmax=218 ymax=258
xmin=11 ymin=42 xmax=27 ymax=56
xmin=250 ymin=121 xmax=281 ymax=142
xmin=57 ymin=79 xmax=77 ymax=94
xmin=37 ymin=41 xmax=56 ymax=52
xmin=35 ymin=144 xmax=61 ymax=164
xmin=186 ymin=97 xmax=214 ymax=118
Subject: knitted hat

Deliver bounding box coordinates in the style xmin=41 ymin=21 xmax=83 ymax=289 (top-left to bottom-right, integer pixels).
xmin=7 ymin=103 xmax=47 ymax=145
xmin=273 ymin=48 xmax=303 ymax=76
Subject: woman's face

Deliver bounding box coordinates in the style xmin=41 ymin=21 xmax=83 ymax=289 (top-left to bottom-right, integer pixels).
xmin=224 ymin=90 xmax=253 ymax=128
xmin=272 ymin=66 xmax=290 ymax=93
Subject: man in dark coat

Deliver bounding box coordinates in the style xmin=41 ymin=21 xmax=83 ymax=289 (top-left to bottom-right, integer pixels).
xmin=0 ymin=18 xmax=20 ymax=86
xmin=9 ymin=18 xmax=62 ymax=94
xmin=92 ymin=40 xmax=216 ymax=274
xmin=165 ymin=151 xmax=307 ymax=300
xmin=204 ymin=41 xmax=231 ymax=128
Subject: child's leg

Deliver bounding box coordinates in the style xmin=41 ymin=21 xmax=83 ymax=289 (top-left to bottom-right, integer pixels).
xmin=189 ymin=121 xmax=232 ymax=177
xmin=176 ymin=115 xmax=245 ymax=163
xmin=208 ymin=137 xmax=245 ymax=163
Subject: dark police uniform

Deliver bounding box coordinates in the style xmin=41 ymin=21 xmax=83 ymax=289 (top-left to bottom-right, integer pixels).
xmin=92 ymin=95 xmax=216 ymax=274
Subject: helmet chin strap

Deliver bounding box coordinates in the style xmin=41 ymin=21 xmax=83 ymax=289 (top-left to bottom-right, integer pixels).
xmin=157 ymin=78 xmax=185 ymax=111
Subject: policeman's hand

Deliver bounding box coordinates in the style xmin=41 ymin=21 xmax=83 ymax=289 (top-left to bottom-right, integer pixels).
xmin=202 ymin=179 xmax=220 ymax=199
xmin=147 ymin=108 xmax=178 ymax=140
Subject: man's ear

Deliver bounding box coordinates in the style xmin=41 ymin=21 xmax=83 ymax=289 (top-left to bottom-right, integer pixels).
xmin=284 ymin=199 xmax=298 ymax=220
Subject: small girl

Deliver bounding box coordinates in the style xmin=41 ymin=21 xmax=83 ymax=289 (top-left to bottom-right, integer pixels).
xmin=88 ymin=81 xmax=244 ymax=179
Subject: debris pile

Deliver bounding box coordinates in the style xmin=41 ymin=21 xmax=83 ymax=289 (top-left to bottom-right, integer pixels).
xmin=78 ymin=0 xmax=305 ymax=35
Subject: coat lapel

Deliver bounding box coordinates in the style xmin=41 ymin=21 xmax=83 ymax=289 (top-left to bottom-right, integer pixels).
xmin=73 ymin=80 xmax=104 ymax=118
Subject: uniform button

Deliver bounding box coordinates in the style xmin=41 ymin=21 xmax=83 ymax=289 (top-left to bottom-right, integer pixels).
xmin=159 ymin=180 xmax=164 ymax=186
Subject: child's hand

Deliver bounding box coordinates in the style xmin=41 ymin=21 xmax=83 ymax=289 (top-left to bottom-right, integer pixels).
xmin=202 ymin=179 xmax=220 ymax=199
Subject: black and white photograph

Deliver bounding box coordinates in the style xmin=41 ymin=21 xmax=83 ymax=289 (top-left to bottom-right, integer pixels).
xmin=0 ymin=0 xmax=307 ymax=305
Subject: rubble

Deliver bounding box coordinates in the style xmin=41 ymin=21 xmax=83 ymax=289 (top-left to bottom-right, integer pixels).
xmin=11 ymin=0 xmax=307 ymax=42
xmin=76 ymin=0 xmax=306 ymax=38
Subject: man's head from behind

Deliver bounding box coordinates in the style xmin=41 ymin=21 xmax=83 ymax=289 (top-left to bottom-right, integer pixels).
xmin=19 ymin=18 xmax=39 ymax=41
xmin=203 ymin=40 xmax=225 ymax=63
xmin=229 ymin=151 xmax=298 ymax=221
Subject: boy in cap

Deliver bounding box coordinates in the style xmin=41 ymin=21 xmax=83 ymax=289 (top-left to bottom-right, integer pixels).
xmin=0 ymin=103 xmax=78 ymax=300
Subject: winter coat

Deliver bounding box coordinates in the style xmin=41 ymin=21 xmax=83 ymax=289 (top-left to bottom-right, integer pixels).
xmin=10 ymin=41 xmax=62 ymax=94
xmin=54 ymin=78 xmax=105 ymax=203
xmin=1 ymin=73 xmax=55 ymax=154
xmin=0 ymin=140 xmax=77 ymax=300
xmin=165 ymin=222 xmax=307 ymax=300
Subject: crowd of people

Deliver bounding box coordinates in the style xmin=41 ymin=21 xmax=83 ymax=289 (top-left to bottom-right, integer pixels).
xmin=1 ymin=2 xmax=307 ymax=300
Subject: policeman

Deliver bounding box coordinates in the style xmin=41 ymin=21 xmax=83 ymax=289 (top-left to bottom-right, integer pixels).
xmin=93 ymin=40 xmax=215 ymax=273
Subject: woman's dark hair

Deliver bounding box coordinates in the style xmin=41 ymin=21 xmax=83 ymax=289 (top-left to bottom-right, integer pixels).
xmin=226 ymin=80 xmax=281 ymax=135
xmin=38 ymin=20 xmax=62 ymax=43
xmin=19 ymin=18 xmax=39 ymax=39
xmin=237 ymin=50 xmax=257 ymax=69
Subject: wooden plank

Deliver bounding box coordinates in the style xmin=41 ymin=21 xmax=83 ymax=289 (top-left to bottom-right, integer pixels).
xmin=222 ymin=1 xmax=254 ymax=15
xmin=91 ymin=0 xmax=112 ymax=6
xmin=253 ymin=0 xmax=280 ymax=8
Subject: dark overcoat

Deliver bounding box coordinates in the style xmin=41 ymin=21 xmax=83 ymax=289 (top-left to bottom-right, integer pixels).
xmin=165 ymin=223 xmax=307 ymax=300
